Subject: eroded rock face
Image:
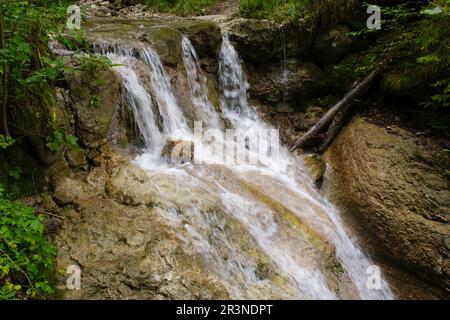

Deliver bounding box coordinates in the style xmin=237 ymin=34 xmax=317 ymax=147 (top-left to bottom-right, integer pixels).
xmin=224 ymin=18 xmax=312 ymax=64
xmin=324 ymin=116 xmax=450 ymax=290
xmin=52 ymin=153 xmax=229 ymax=299
xmin=56 ymin=199 xmax=229 ymax=299
xmin=168 ymin=19 xmax=222 ymax=59
xmin=249 ymin=60 xmax=331 ymax=109
xmin=136 ymin=27 xmax=183 ymax=66
xmin=224 ymin=18 xmax=281 ymax=64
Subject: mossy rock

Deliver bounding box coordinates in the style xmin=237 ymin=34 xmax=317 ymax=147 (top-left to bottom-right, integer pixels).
xmin=67 ymin=66 xmax=121 ymax=148
xmin=137 ymin=26 xmax=183 ymax=66
xmin=168 ymin=19 xmax=222 ymax=59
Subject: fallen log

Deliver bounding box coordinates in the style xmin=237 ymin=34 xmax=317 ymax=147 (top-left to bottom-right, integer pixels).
xmin=316 ymin=103 xmax=354 ymax=154
xmin=289 ymin=68 xmax=380 ymax=152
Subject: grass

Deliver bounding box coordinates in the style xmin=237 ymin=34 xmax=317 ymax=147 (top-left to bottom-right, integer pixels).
xmin=239 ymin=0 xmax=363 ymax=25
xmin=144 ymin=0 xmax=218 ymax=15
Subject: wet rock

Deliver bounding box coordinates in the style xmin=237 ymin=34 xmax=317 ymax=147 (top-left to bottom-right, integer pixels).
xmin=86 ymin=167 xmax=108 ymax=193
xmin=249 ymin=60 xmax=331 ymax=108
xmin=303 ymin=154 xmax=326 ymax=187
xmin=169 ymin=20 xmax=222 ymax=59
xmin=161 ymin=139 xmax=194 ymax=164
xmin=106 ymin=163 xmax=154 ymax=207
xmin=136 ymin=27 xmax=183 ymax=67
xmin=224 ymin=18 xmax=312 ymax=64
xmin=224 ymin=18 xmax=280 ymax=64
xmin=325 ymin=116 xmax=450 ymax=290
xmin=55 ymin=197 xmax=229 ymax=299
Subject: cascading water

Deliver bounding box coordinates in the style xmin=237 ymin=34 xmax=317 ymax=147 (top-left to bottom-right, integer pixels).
xmin=95 ymin=43 xmax=164 ymax=154
xmin=99 ymin=33 xmax=394 ymax=300
xmin=181 ymin=36 xmax=222 ymax=129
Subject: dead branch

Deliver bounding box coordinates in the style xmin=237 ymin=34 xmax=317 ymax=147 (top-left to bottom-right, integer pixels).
xmin=289 ymin=68 xmax=380 ymax=152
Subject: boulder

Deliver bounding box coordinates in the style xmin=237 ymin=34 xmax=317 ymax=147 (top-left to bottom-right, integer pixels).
xmin=161 ymin=139 xmax=194 ymax=164
xmin=224 ymin=18 xmax=281 ymax=64
xmin=67 ymin=67 xmax=121 ymax=148
xmin=325 ymin=116 xmax=450 ymax=290
xmin=65 ymin=149 xmax=87 ymax=169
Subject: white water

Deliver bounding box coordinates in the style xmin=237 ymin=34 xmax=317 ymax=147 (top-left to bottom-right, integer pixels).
xmin=98 ymin=35 xmax=394 ymax=300
xmin=181 ymin=36 xmax=222 ymax=129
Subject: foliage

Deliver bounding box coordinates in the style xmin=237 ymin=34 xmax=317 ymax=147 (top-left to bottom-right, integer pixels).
xmin=0 ymin=1 xmax=74 ymax=148
xmin=0 ymin=1 xmax=116 ymax=154
xmin=46 ymin=129 xmax=78 ymax=153
xmin=0 ymin=184 xmax=56 ymax=299
xmin=0 ymin=134 xmax=14 ymax=149
xmin=144 ymin=0 xmax=217 ymax=15
xmin=332 ymin=1 xmax=450 ymax=134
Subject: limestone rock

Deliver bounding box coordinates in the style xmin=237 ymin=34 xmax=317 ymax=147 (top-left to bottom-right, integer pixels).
xmin=55 ymin=198 xmax=229 ymax=299
xmin=325 ymin=116 xmax=450 ymax=290
xmin=65 ymin=149 xmax=87 ymax=169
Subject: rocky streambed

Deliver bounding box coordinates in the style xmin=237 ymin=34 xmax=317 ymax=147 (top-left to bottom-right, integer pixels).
xmin=35 ymin=13 xmax=450 ymax=299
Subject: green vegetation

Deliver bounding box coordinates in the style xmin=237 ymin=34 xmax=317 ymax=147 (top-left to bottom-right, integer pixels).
xmin=239 ymin=0 xmax=362 ymax=25
xmin=0 ymin=1 xmax=71 ymax=299
xmin=144 ymin=0 xmax=217 ymax=15
xmin=0 ymin=1 xmax=73 ymax=146
xmin=331 ymin=1 xmax=450 ymax=134
xmin=0 ymin=182 xmax=56 ymax=299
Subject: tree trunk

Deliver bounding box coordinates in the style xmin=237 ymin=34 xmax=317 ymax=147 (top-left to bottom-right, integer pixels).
xmin=289 ymin=68 xmax=380 ymax=152
xmin=0 ymin=12 xmax=10 ymax=137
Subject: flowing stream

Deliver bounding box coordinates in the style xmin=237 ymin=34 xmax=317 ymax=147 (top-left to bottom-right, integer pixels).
xmin=95 ymin=34 xmax=394 ymax=300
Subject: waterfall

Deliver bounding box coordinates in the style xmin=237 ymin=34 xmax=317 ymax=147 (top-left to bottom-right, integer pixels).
xmin=218 ymin=35 xmax=252 ymax=118
xmin=138 ymin=48 xmax=191 ymax=138
xmin=181 ymin=36 xmax=222 ymax=129
xmin=95 ymin=43 xmax=164 ymax=153
xmin=99 ymin=35 xmax=394 ymax=300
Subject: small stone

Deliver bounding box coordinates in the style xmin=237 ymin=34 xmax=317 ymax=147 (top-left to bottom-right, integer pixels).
xmin=65 ymin=149 xmax=87 ymax=168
